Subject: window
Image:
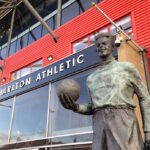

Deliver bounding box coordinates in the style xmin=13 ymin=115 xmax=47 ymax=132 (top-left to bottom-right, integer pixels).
xmin=9 ymin=41 xmax=17 ymax=56
xmin=49 ymin=69 xmax=94 ymax=136
xmin=73 ymin=37 xmax=89 ymax=53
xmin=0 ymin=0 xmax=102 ymax=58
xmin=0 ymin=98 xmax=13 ymax=144
xmin=110 ymin=16 xmax=133 ymax=36
xmin=61 ymin=2 xmax=79 ymax=25
xmin=0 ymin=47 xmax=6 ymax=59
xmin=11 ymin=59 xmax=43 ymax=81
xmin=50 ymin=144 xmax=92 ymax=150
xmin=42 ymin=16 xmax=56 ymax=36
xmin=10 ymin=85 xmax=49 ymax=142
xmin=72 ymin=15 xmax=132 ymax=53
xmin=16 ymin=33 xmax=29 ymax=52
xmin=32 ymin=59 xmax=43 ymax=72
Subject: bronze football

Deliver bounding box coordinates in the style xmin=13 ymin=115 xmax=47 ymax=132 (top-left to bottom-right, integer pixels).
xmin=57 ymin=79 xmax=80 ymax=101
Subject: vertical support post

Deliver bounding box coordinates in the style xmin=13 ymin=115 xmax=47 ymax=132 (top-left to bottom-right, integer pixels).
xmin=6 ymin=4 xmax=16 ymax=57
xmin=142 ymin=49 xmax=150 ymax=93
xmin=8 ymin=96 xmax=16 ymax=143
xmin=57 ymin=0 xmax=62 ymax=28
xmin=22 ymin=0 xmax=58 ymax=43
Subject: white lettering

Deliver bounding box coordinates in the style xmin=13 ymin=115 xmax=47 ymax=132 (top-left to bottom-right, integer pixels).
xmin=20 ymin=80 xmax=25 ymax=88
xmin=2 ymin=88 xmax=7 ymax=95
xmin=54 ymin=66 xmax=58 ymax=74
xmin=7 ymin=86 xmax=12 ymax=93
xmin=60 ymin=63 xmax=65 ymax=72
xmin=36 ymin=73 xmax=42 ymax=82
xmin=15 ymin=82 xmax=19 ymax=89
xmin=72 ymin=58 xmax=75 ymax=66
xmin=66 ymin=60 xmax=71 ymax=68
xmin=0 ymin=90 xmax=3 ymax=96
xmin=42 ymin=71 xmax=47 ymax=78
xmin=11 ymin=85 xmax=15 ymax=91
xmin=47 ymin=68 xmax=53 ymax=76
xmin=25 ymin=77 xmax=31 ymax=85
xmin=77 ymin=54 xmax=84 ymax=64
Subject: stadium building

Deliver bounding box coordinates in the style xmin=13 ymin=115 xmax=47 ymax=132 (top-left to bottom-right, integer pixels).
xmin=0 ymin=0 xmax=150 ymax=149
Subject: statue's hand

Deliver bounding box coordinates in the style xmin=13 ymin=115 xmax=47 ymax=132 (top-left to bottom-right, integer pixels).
xmin=58 ymin=93 xmax=79 ymax=111
xmin=145 ymin=133 xmax=150 ymax=150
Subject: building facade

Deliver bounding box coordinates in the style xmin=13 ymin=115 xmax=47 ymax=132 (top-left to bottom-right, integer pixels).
xmin=0 ymin=0 xmax=150 ymax=149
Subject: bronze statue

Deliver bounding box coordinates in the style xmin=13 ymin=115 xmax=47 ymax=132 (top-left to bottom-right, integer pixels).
xmin=58 ymin=33 xmax=150 ymax=150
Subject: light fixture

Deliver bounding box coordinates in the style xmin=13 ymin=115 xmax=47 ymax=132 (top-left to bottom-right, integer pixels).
xmin=2 ymin=77 xmax=6 ymax=82
xmin=47 ymin=55 xmax=53 ymax=61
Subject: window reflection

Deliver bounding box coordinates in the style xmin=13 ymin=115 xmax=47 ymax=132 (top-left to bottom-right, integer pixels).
xmin=0 ymin=47 xmax=6 ymax=59
xmin=61 ymin=2 xmax=79 ymax=25
xmin=16 ymin=33 xmax=29 ymax=51
xmin=32 ymin=25 xmax=42 ymax=40
xmin=78 ymin=0 xmax=92 ymax=13
xmin=110 ymin=16 xmax=132 ymax=35
xmin=50 ymin=144 xmax=92 ymax=150
xmin=11 ymin=85 xmax=49 ymax=142
xmin=51 ymin=133 xmax=93 ymax=145
xmin=49 ymin=69 xmax=94 ymax=136
xmin=21 ymin=67 xmax=31 ymax=77
xmin=73 ymin=37 xmax=88 ymax=53
xmin=9 ymin=41 xmax=17 ymax=56
xmin=11 ymin=59 xmax=42 ymax=81
xmin=32 ymin=59 xmax=43 ymax=72
xmin=72 ymin=15 xmax=133 ymax=53
xmin=0 ymin=98 xmax=13 ymax=144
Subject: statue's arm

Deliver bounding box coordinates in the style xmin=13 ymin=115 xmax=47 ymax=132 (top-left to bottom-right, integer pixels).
xmin=58 ymin=92 xmax=94 ymax=115
xmin=129 ymin=64 xmax=150 ymax=141
xmin=74 ymin=103 xmax=94 ymax=115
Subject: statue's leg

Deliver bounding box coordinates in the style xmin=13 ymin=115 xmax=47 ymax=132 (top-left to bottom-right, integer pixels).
xmin=105 ymin=108 xmax=144 ymax=150
xmin=92 ymin=110 xmax=107 ymax=150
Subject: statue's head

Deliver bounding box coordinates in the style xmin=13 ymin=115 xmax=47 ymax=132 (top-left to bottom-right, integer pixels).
xmin=95 ymin=33 xmax=116 ymax=58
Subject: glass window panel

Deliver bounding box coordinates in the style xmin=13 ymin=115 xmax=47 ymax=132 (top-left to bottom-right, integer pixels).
xmin=42 ymin=16 xmax=56 ymax=36
xmin=99 ymin=27 xmax=108 ymax=33
xmin=51 ymin=133 xmax=93 ymax=145
xmin=42 ymin=25 xmax=48 ymax=37
xmin=22 ymin=33 xmax=29 ymax=48
xmin=11 ymin=70 xmax=21 ymax=81
xmin=16 ymin=37 xmax=23 ymax=52
xmin=28 ymin=31 xmax=36 ymax=45
xmin=16 ymin=33 xmax=29 ymax=52
xmin=0 ymin=47 xmax=6 ymax=59
xmin=47 ymin=17 xmax=55 ymax=30
xmin=32 ymin=25 xmax=42 ymax=40
xmin=90 ymin=33 xmax=99 ymax=46
xmin=49 ymin=69 xmax=94 ymax=136
xmin=21 ymin=66 xmax=31 ymax=77
xmin=110 ymin=16 xmax=131 ymax=34
xmin=0 ymin=98 xmax=13 ymax=144
xmin=79 ymin=0 xmax=92 ymax=13
xmin=32 ymin=59 xmax=42 ymax=72
xmin=51 ymin=144 xmax=92 ymax=150
xmin=73 ymin=37 xmax=88 ymax=53
xmin=11 ymin=85 xmax=49 ymax=142
xmin=9 ymin=41 xmax=17 ymax=56
xmin=61 ymin=2 xmax=79 ymax=25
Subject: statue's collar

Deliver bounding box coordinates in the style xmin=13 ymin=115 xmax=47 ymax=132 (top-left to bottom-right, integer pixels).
xmin=100 ymin=57 xmax=116 ymax=66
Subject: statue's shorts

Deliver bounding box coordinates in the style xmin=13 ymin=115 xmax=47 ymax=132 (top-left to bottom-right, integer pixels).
xmin=92 ymin=107 xmax=144 ymax=150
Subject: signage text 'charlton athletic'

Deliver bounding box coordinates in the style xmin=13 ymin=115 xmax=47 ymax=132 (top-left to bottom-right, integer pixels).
xmin=0 ymin=54 xmax=84 ymax=96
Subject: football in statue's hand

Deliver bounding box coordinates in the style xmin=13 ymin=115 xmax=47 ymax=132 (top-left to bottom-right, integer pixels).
xmin=57 ymin=79 xmax=80 ymax=102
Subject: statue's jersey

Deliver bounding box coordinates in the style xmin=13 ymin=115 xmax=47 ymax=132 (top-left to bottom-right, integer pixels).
xmin=76 ymin=59 xmax=150 ymax=132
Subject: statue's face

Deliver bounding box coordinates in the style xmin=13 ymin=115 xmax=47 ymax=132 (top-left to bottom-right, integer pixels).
xmin=96 ymin=37 xmax=113 ymax=58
